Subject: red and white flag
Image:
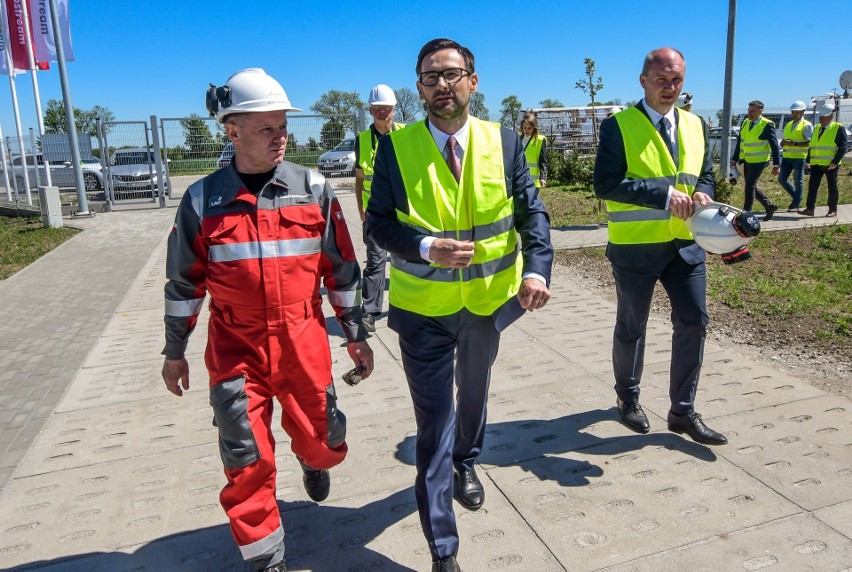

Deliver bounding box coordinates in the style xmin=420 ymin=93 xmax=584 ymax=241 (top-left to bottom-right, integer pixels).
xmin=28 ymin=0 xmax=73 ymax=63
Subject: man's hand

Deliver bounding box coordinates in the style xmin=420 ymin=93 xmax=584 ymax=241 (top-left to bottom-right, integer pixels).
xmin=729 ymin=160 xmax=737 ymax=168
xmin=540 ymin=180 xmax=547 ymax=188
xmin=357 ymin=207 xmax=366 ymax=222
xmin=429 ymin=238 xmax=474 ymax=268
xmin=669 ymin=189 xmax=697 ymax=220
xmin=692 ymin=191 xmax=712 ymax=207
xmin=347 ymin=340 xmax=374 ymax=379
xmin=771 ymin=166 xmax=780 ymax=176
xmin=162 ymin=358 xmax=190 ymax=397
xmin=828 ymin=163 xmax=838 ymax=171
xmin=517 ymin=277 xmax=550 ymax=311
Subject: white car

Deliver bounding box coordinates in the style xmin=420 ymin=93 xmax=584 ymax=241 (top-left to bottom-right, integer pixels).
xmin=8 ymin=153 xmax=105 ymax=192
xmin=316 ymin=139 xmax=355 ymax=177
xmin=109 ymin=148 xmax=170 ymax=196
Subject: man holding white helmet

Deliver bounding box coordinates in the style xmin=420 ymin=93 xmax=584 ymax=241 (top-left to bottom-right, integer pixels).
xmin=355 ymin=84 xmax=405 ymax=331
xmin=798 ymin=103 xmax=848 ymax=218
xmin=161 ymin=68 xmax=374 ymax=571
xmin=778 ymin=100 xmax=813 ymax=211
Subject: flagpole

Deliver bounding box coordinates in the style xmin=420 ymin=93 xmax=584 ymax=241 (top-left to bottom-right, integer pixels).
xmin=19 ymin=0 xmax=51 ymax=186
xmin=47 ymin=0 xmax=87 ymax=214
xmin=0 ymin=7 xmax=33 ymax=206
xmin=0 ymin=121 xmax=12 ymax=201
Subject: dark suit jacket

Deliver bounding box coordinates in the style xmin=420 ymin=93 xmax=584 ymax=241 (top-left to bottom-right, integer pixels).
xmin=593 ymin=103 xmax=715 ymax=267
xmin=365 ymin=119 xmax=553 ymax=334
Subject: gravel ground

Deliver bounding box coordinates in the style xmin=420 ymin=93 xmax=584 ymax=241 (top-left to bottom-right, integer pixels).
xmin=554 ymin=251 xmax=852 ymax=402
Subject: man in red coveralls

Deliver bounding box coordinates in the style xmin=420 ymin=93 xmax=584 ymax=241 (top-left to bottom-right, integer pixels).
xmin=161 ymin=68 xmax=374 ymax=572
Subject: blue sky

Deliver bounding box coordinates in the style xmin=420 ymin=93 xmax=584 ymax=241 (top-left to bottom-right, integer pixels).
xmin=2 ymin=0 xmax=851 ymax=135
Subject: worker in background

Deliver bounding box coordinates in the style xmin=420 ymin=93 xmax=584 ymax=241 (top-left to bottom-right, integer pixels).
xmin=798 ymin=103 xmax=848 ymax=218
xmin=354 ymin=84 xmax=406 ymax=332
xmin=162 ymin=68 xmax=374 ymax=572
xmin=778 ymin=100 xmax=812 ymax=211
xmin=520 ymin=111 xmax=548 ymax=188
xmin=730 ymin=100 xmax=781 ymax=221
xmin=676 ymin=91 xmax=693 ymax=112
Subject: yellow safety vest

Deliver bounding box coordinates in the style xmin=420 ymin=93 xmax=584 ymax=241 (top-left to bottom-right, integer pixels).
xmin=523 ymin=133 xmax=546 ymax=188
xmin=739 ymin=116 xmax=773 ymax=163
xmin=808 ymin=122 xmax=843 ymax=166
xmin=387 ymin=118 xmax=522 ymax=317
xmin=782 ymin=119 xmax=811 ymax=160
xmin=607 ymin=106 xmax=705 ymax=245
xmin=357 ymin=122 xmax=405 ymax=209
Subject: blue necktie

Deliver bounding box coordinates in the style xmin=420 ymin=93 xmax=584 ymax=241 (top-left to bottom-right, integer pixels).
xmin=658 ymin=117 xmax=678 ymax=167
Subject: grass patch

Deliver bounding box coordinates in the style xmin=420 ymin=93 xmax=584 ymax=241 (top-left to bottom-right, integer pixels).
xmin=0 ymin=216 xmax=79 ymax=280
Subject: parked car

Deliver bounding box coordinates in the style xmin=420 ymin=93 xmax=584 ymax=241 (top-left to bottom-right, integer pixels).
xmin=109 ymin=148 xmax=171 ymax=197
xmin=317 ymin=139 xmax=356 ymax=177
xmin=8 ymin=153 xmax=104 ymax=192
xmin=218 ymin=142 xmax=234 ymax=169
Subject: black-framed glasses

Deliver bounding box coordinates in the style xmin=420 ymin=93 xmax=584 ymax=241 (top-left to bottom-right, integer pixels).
xmin=418 ymin=68 xmax=470 ymax=87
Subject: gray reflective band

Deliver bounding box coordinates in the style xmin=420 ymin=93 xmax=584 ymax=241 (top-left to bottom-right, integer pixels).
xmin=402 ymin=214 xmax=514 ymax=242
xmin=239 ymin=525 xmax=284 ymax=560
xmin=608 ymin=210 xmax=671 ymax=222
xmin=527 ymin=162 xmax=539 ymax=168
xmin=364 ymin=175 xmax=374 ymax=181
xmin=743 ymin=141 xmax=768 ymax=147
xmin=391 ymin=246 xmax=518 ymax=282
xmin=667 ymin=173 xmax=698 ymax=186
xmin=327 ymin=288 xmax=361 ymax=308
xmin=165 ymin=297 xmax=205 ymax=317
xmin=209 ymin=238 xmax=321 ymax=262
xmin=811 ymin=146 xmax=836 ymax=151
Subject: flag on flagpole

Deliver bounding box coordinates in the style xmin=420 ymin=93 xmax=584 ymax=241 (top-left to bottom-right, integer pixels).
xmin=4 ymin=0 xmax=32 ymax=70
xmin=0 ymin=0 xmax=26 ymax=76
xmin=29 ymin=0 xmax=73 ymax=63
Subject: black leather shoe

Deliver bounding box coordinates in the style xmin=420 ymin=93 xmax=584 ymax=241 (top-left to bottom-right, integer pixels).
xmin=301 ymin=464 xmax=330 ymax=502
xmin=667 ymin=411 xmax=727 ymax=445
xmin=363 ymin=312 xmax=376 ymax=333
xmin=616 ymin=398 xmax=650 ymax=434
xmin=263 ymin=563 xmax=287 ymax=572
xmin=454 ymin=467 xmax=484 ymax=510
xmin=763 ymin=204 xmax=777 ymax=221
xmin=432 ymin=555 xmax=461 ymax=572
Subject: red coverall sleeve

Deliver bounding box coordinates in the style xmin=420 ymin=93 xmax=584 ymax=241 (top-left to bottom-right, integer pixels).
xmin=163 ymin=185 xmax=209 ymax=359
xmin=318 ymin=180 xmax=367 ymax=343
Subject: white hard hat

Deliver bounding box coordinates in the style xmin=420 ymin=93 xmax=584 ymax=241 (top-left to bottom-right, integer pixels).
xmin=607 ymin=106 xmax=623 ymax=116
xmin=207 ymin=68 xmax=301 ymax=123
xmin=367 ymin=84 xmax=397 ymax=107
xmin=684 ymin=201 xmax=760 ymax=264
xmin=818 ymin=104 xmax=835 ymax=117
xmin=790 ymin=100 xmax=806 ymax=111
xmin=676 ymin=92 xmax=693 ymax=108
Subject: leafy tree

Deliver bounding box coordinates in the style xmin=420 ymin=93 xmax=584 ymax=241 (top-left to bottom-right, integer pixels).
xmin=307 ymin=137 xmax=319 ymax=151
xmin=499 ymin=95 xmax=522 ymax=130
xmin=311 ymin=89 xmax=364 ymax=132
xmin=180 ymin=114 xmax=217 ymax=158
xmin=44 ymin=99 xmax=116 ymax=136
xmin=320 ymin=118 xmax=345 ymax=150
xmin=394 ymin=87 xmax=421 ymax=122
xmin=575 ymin=57 xmax=605 ymax=146
xmin=539 ymin=98 xmax=564 ymax=108
xmin=288 ymin=133 xmax=298 ymax=148
xmin=469 ymin=92 xmax=489 ymax=120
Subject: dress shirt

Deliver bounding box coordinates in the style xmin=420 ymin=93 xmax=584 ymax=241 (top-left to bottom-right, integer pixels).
xmin=640 ymin=99 xmax=678 ymax=209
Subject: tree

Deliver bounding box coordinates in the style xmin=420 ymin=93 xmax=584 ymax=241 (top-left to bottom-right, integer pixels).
xmin=394 ymin=87 xmax=421 ymax=122
xmin=499 ymin=95 xmax=522 ymax=130
xmin=44 ymin=99 xmax=116 ymax=136
xmin=307 ymin=137 xmax=319 ymax=151
xmin=180 ymin=114 xmax=217 ymax=158
xmin=470 ymin=92 xmax=489 ymax=120
xmin=575 ymin=57 xmax=605 ymax=147
xmin=539 ymin=98 xmax=564 ymax=108
xmin=311 ymin=90 xmax=364 ymax=133
xmin=320 ymin=117 xmax=345 ymax=150
xmin=288 ymin=133 xmax=298 ymax=148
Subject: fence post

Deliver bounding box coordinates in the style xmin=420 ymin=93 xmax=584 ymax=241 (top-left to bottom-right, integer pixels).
xmin=150 ymin=115 xmax=167 ymax=208
xmin=95 ymin=118 xmax=112 ymax=211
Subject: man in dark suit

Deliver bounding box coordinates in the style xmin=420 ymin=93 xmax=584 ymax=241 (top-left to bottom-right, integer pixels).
xmin=366 ymin=38 xmax=553 ymax=572
xmin=593 ymin=47 xmax=727 ymax=447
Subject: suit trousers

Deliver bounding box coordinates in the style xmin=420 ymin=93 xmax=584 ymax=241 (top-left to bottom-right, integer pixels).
xmin=804 ymin=164 xmax=839 ymax=212
xmin=398 ymin=308 xmax=501 ymax=560
xmin=741 ymin=161 xmax=773 ymax=212
xmin=361 ymin=226 xmax=388 ymax=315
xmin=611 ymin=246 xmax=708 ymax=414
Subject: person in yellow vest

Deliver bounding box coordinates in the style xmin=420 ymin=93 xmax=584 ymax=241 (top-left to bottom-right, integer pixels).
xmin=798 ymin=104 xmax=848 ymax=218
xmin=354 ymin=84 xmax=405 ymax=332
xmin=778 ymin=100 xmax=813 ymax=211
xmin=519 ymin=111 xmax=548 ymax=187
xmin=594 ymin=47 xmax=727 ymax=447
xmin=730 ymin=100 xmax=781 ymax=220
xmin=365 ymin=38 xmax=553 ymax=572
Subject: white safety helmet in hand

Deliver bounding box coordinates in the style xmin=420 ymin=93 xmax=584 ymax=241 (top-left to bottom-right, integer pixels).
xmin=367 ymin=84 xmax=397 ymax=107
xmin=206 ymin=68 xmax=302 ymax=123
xmin=790 ymin=100 xmax=806 ymax=111
xmin=684 ymin=201 xmax=760 ymax=264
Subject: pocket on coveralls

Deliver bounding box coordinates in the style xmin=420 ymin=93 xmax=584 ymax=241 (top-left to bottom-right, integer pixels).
xmin=210 ymin=376 xmax=260 ymax=469
xmin=325 ymin=384 xmax=346 ymax=448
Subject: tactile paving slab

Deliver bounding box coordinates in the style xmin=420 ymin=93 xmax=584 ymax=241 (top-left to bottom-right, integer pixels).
xmin=602 ymin=513 xmax=852 ymax=572
xmin=489 ymin=438 xmax=800 ymax=571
